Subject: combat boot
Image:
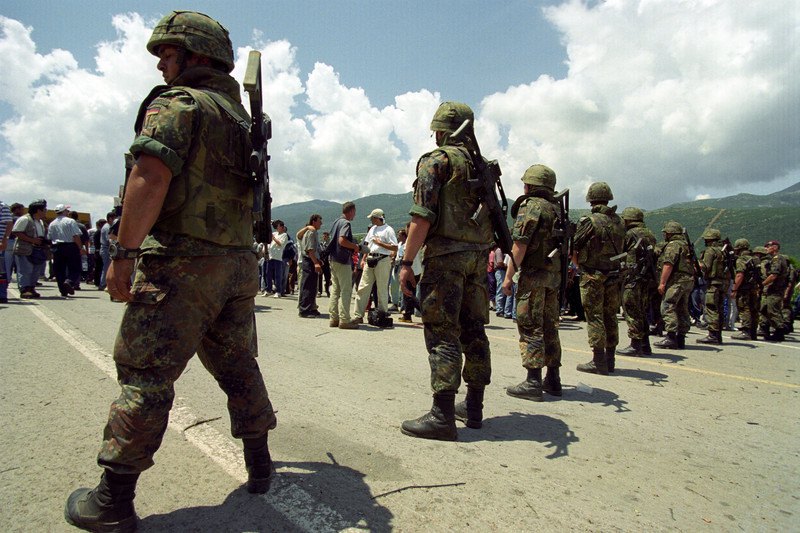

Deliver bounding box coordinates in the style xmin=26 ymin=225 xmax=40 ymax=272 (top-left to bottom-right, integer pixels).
xmin=677 ymin=334 xmax=686 ymax=349
xmin=542 ymin=366 xmax=562 ymax=396
xmin=767 ymin=327 xmax=786 ymax=342
xmin=641 ymin=335 xmax=653 ymax=355
xmin=243 ymin=435 xmax=275 ymax=494
xmin=454 ymin=386 xmax=484 ymax=429
xmin=654 ymin=332 xmax=681 ymax=349
xmin=576 ymin=348 xmax=608 ymax=375
xmin=606 ymin=346 xmax=617 ymax=373
xmin=616 ymin=338 xmax=643 ymax=356
xmin=401 ymin=393 xmax=457 ymax=441
xmin=696 ymin=330 xmax=722 ymax=345
xmin=64 ymin=471 xmax=139 ymax=533
xmin=506 ymin=368 xmax=544 ymax=401
xmin=731 ymin=330 xmax=753 ymax=340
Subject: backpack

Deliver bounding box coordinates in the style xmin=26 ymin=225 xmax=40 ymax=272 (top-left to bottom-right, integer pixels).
xmin=282 ymin=239 xmax=296 ymax=261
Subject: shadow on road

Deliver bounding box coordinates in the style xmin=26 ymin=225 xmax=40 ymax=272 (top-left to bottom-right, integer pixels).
xmin=140 ymin=457 xmax=393 ymax=532
xmin=459 ymin=412 xmax=579 ymax=459
xmin=613 ymin=368 xmax=670 ymax=387
xmin=557 ymin=384 xmax=633 ymax=412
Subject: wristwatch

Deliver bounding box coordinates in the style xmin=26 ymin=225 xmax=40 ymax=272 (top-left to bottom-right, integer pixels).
xmin=109 ymin=241 xmax=141 ymax=260
xmin=401 ymin=260 xmax=414 ymax=267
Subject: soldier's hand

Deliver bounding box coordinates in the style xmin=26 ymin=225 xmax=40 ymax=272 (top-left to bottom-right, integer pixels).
xmin=658 ymin=283 xmax=666 ymax=296
xmin=502 ymin=278 xmax=514 ymax=296
xmin=400 ymin=266 xmax=415 ymax=296
xmin=107 ymin=259 xmax=135 ymax=302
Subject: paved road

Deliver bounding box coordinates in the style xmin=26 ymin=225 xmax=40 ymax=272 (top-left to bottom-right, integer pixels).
xmin=1 ymin=280 xmax=798 ymax=532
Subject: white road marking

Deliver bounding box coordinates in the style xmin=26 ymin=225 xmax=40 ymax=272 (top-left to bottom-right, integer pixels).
xmin=15 ymin=291 xmax=349 ymax=532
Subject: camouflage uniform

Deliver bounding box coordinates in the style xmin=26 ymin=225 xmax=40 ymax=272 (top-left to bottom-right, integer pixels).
xmin=696 ymin=230 xmax=730 ymax=343
xmin=760 ymin=250 xmax=790 ymax=340
xmin=574 ymin=182 xmax=626 ymax=374
xmin=66 ymin=12 xmax=276 ymax=532
xmin=656 ymin=228 xmax=695 ymax=348
xmin=618 ymin=208 xmax=657 ymax=355
xmin=401 ymin=102 xmax=492 ymax=440
xmin=731 ymin=239 xmax=761 ymax=340
xmin=783 ymin=263 xmax=797 ymax=332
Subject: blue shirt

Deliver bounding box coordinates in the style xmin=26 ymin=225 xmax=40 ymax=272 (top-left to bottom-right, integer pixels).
xmin=47 ymin=215 xmax=82 ymax=243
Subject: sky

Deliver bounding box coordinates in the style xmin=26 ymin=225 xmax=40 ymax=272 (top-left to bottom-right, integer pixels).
xmin=1 ymin=0 xmax=798 ymax=224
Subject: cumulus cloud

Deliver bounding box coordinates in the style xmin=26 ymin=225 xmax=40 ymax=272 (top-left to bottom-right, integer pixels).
xmin=1 ymin=1 xmax=798 ymax=223
xmin=480 ymin=0 xmax=800 ymax=206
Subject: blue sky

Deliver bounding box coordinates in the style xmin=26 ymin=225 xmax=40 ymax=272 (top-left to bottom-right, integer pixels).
xmin=1 ymin=1 xmax=798 ymax=222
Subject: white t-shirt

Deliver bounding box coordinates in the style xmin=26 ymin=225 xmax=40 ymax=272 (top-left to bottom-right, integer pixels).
xmin=365 ymin=223 xmax=397 ymax=256
xmin=267 ymin=231 xmax=288 ymax=260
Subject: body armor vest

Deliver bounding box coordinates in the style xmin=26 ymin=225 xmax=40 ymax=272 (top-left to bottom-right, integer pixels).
xmin=577 ymin=208 xmax=625 ymax=272
xmin=421 ymin=145 xmax=493 ymax=245
xmin=519 ymin=196 xmax=560 ymax=272
xmin=141 ymin=86 xmax=253 ymax=248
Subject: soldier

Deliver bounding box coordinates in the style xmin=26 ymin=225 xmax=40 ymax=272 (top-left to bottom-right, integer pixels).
xmin=730 ymin=239 xmax=761 ymax=340
xmin=617 ymin=207 xmax=657 ymax=356
xmin=502 ymin=164 xmax=563 ymax=401
xmin=695 ymin=229 xmax=731 ymax=344
xmin=399 ymin=102 xmax=493 ymax=440
xmin=760 ymin=240 xmax=790 ymax=341
xmin=65 ymin=12 xmax=277 ymax=532
xmin=782 ymin=261 xmax=797 ymax=334
xmin=653 ymin=221 xmax=695 ymax=349
xmin=573 ymin=182 xmax=626 ymax=375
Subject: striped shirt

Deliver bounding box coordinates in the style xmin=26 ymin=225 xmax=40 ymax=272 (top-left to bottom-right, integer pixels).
xmin=0 ymin=202 xmax=11 ymax=240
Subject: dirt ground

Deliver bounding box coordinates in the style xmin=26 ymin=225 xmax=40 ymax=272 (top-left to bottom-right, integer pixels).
xmin=1 ymin=281 xmax=798 ymax=532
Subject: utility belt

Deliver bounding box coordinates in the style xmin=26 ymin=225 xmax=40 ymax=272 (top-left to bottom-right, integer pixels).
xmin=582 ymin=266 xmax=619 ymax=277
xmin=366 ymin=253 xmax=389 ymax=268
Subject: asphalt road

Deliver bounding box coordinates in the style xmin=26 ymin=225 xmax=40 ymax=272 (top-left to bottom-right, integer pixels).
xmin=1 ymin=280 xmax=798 ymax=532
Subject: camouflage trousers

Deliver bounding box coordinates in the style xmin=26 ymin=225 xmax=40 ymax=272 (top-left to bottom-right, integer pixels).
xmin=98 ymin=253 xmax=276 ymax=474
xmin=419 ymin=250 xmax=491 ymax=393
xmin=515 ymin=273 xmax=561 ymax=369
xmin=704 ymin=283 xmax=728 ymax=333
xmin=579 ymin=272 xmax=621 ymax=349
xmin=622 ymin=280 xmax=650 ymax=340
xmin=735 ymin=288 xmax=759 ymax=333
xmin=759 ymin=293 xmax=784 ymax=332
xmin=661 ymin=278 xmax=693 ymax=335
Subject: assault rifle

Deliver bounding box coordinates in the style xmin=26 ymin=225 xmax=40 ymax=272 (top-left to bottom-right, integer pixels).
xmin=721 ymin=238 xmax=736 ymax=279
xmin=549 ymin=189 xmax=571 ymax=308
xmin=243 ymin=50 xmax=273 ymax=244
xmin=449 ymin=119 xmax=515 ymax=267
xmin=626 ymin=237 xmax=658 ymax=281
xmin=683 ymin=229 xmax=704 ymax=285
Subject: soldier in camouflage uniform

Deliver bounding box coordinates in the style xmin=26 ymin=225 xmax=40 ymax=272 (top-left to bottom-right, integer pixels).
xmin=617 ymin=207 xmax=657 ymax=356
xmin=730 ymin=239 xmax=761 ymax=340
xmin=759 ymin=240 xmax=790 ymax=342
xmin=502 ymin=165 xmax=563 ymax=401
xmin=399 ymin=102 xmax=493 ymax=440
xmin=65 ymin=12 xmax=277 ymax=532
xmin=782 ymin=262 xmax=797 ymax=334
xmin=653 ymin=221 xmax=695 ymax=349
xmin=695 ymin=229 xmax=731 ymax=344
xmin=573 ymin=182 xmax=626 ymax=375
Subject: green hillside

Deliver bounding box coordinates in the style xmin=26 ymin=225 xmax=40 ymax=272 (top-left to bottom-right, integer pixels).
xmin=271 ymin=182 xmax=799 ymax=259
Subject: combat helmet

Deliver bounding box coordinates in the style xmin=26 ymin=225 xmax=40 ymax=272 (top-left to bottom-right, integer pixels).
xmin=147 ymin=11 xmax=235 ymax=73
xmin=702 ymin=228 xmax=721 ymax=241
xmin=621 ymin=207 xmax=644 ymax=222
xmin=662 ymin=221 xmax=683 ymax=234
xmin=430 ymin=102 xmax=474 ymax=133
xmin=585 ymin=182 xmax=613 ymax=203
xmin=753 ymin=246 xmax=768 ymax=255
xmin=521 ymin=164 xmax=556 ymax=190
xmin=734 ymin=238 xmax=750 ymax=250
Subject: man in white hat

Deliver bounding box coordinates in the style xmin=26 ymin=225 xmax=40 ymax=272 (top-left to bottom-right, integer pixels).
xmin=350 ymin=208 xmax=398 ymax=325
xmin=48 ymin=204 xmax=83 ymax=297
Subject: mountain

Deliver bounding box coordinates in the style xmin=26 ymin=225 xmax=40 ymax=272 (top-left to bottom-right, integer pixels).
xmin=272 ymin=182 xmax=800 ymax=259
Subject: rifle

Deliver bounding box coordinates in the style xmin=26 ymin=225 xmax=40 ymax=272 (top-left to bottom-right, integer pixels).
xmin=721 ymin=238 xmax=736 ymax=279
xmin=549 ymin=189 xmax=571 ymax=308
xmin=243 ymin=50 xmax=273 ymax=244
xmin=626 ymin=237 xmax=658 ymax=281
xmin=683 ymin=229 xmax=704 ymax=285
xmin=449 ymin=119 xmax=514 ymax=267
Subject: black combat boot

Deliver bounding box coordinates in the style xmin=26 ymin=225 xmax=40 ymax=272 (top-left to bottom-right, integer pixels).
xmin=696 ymin=330 xmax=722 ymax=344
xmin=641 ymin=335 xmax=653 ymax=355
xmin=654 ymin=332 xmax=681 ymax=349
xmin=767 ymin=327 xmax=786 ymax=342
xmin=506 ymin=368 xmax=544 ymax=401
xmin=731 ymin=329 xmax=753 ymax=340
xmin=401 ymin=392 xmax=457 ymax=441
xmin=677 ymin=334 xmax=686 ymax=349
xmin=606 ymin=346 xmax=616 ymax=373
xmin=65 ymin=471 xmax=139 ymax=533
xmin=542 ymin=366 xmax=562 ymax=397
xmin=243 ymin=435 xmax=275 ymax=494
xmin=454 ymin=386 xmax=485 ymax=429
xmin=616 ymin=338 xmax=643 ymax=356
xmin=576 ymin=348 xmax=608 ymax=375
